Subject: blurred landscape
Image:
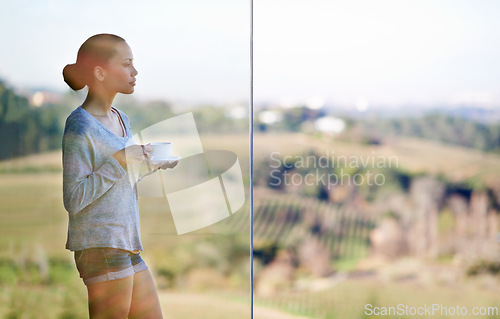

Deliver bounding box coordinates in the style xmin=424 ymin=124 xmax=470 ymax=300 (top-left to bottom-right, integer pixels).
xmin=2 ymin=78 xmax=500 ymax=318
xmin=3 ymin=0 xmax=500 ymax=317
xmin=250 ymin=100 xmax=500 ymax=318
xmin=0 ymin=80 xmax=253 ymax=319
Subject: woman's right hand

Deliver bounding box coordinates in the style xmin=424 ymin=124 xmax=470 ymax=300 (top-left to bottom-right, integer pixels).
xmin=113 ymin=144 xmax=153 ymax=167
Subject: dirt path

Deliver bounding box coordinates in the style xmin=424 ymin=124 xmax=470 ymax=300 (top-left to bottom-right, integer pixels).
xmin=253 ymin=306 xmax=312 ymax=319
xmin=158 ymin=291 xmax=312 ymax=319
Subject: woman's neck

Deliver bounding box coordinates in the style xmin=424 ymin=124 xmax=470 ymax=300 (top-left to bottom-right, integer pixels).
xmin=81 ymin=87 xmax=117 ymax=117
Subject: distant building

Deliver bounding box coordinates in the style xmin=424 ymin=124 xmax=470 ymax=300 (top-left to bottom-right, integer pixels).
xmin=30 ymin=90 xmax=62 ymax=107
xmin=225 ymin=105 xmax=247 ymax=120
xmin=258 ymin=110 xmax=283 ymax=125
xmin=313 ymin=116 xmax=346 ymax=135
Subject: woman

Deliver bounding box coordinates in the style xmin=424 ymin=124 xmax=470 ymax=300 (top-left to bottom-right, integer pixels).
xmin=62 ymin=33 xmax=174 ymax=319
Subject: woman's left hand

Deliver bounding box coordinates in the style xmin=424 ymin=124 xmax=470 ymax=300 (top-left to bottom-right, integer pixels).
xmin=149 ymin=160 xmax=179 ymax=172
xmin=161 ymin=160 xmax=179 ymax=170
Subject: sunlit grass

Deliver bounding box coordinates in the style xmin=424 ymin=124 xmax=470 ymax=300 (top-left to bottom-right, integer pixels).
xmin=253 ymin=132 xmax=500 ymax=188
xmin=3 ymin=132 xmax=500 ymax=318
xmin=0 ymin=158 xmax=253 ymax=318
xmin=255 ymin=277 xmax=500 ymax=319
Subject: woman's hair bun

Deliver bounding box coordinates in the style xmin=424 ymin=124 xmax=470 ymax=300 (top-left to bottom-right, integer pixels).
xmin=63 ymin=63 xmax=86 ymax=91
xmin=63 ymin=34 xmax=126 ymax=91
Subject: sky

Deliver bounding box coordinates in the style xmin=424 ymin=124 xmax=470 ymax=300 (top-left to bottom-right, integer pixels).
xmin=1 ymin=1 xmax=500 ymax=109
xmin=254 ymin=0 xmax=500 ymax=109
xmin=0 ymin=0 xmax=249 ymax=105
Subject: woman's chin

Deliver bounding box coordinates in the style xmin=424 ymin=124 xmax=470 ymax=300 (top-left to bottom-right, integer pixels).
xmin=120 ymin=88 xmax=135 ymax=94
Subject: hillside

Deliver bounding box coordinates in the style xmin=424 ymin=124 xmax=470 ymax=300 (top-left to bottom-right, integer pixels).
xmin=253 ymin=132 xmax=500 ymax=191
xmin=2 ymin=132 xmax=500 ymax=187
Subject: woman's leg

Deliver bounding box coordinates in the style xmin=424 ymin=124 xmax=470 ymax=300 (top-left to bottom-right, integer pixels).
xmin=87 ymin=275 xmax=134 ymax=319
xmin=128 ymin=269 xmax=163 ymax=319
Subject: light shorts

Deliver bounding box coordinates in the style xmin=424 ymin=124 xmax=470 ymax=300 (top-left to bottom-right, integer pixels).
xmin=74 ymin=247 xmax=148 ymax=286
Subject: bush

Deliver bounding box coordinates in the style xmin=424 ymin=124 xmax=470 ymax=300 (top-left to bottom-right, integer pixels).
xmin=467 ymin=260 xmax=500 ymax=276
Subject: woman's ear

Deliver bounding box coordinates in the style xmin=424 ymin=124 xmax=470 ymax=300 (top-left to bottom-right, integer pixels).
xmin=93 ymin=66 xmax=106 ymax=82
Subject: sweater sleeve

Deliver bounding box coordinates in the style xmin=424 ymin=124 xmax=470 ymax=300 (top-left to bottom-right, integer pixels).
xmin=62 ymin=130 xmax=127 ymax=216
xmin=125 ymin=140 xmax=155 ymax=185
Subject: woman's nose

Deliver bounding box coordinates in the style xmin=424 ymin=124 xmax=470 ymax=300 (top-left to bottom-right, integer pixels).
xmin=132 ymin=66 xmax=138 ymax=76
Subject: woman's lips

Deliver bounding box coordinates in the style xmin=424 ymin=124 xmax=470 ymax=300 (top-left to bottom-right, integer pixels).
xmin=130 ymin=81 xmax=136 ymax=86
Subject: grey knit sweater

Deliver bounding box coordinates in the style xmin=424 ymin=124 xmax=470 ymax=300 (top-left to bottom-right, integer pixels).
xmin=62 ymin=105 xmax=144 ymax=252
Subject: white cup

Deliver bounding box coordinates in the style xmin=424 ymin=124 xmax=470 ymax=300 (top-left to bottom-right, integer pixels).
xmin=150 ymin=142 xmax=172 ymax=159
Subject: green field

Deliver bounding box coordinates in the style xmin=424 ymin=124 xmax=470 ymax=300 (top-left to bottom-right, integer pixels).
xmin=2 ymin=133 xmax=500 ymax=318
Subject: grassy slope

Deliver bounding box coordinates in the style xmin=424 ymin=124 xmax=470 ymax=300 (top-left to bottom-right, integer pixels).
xmin=3 ymin=132 xmax=499 ymax=186
xmin=252 ymin=132 xmax=500 ymax=188
xmin=2 ymin=133 xmax=500 ymax=318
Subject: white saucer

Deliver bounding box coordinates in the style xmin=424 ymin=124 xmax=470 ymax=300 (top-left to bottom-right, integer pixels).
xmin=150 ymin=156 xmax=181 ymax=165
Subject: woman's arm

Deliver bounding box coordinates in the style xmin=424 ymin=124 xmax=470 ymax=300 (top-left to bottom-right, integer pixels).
xmin=62 ymin=131 xmax=127 ymax=216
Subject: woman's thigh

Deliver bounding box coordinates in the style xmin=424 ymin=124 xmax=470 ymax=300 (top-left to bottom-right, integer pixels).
xmin=87 ymin=275 xmax=134 ymax=319
xmin=128 ymin=269 xmax=163 ymax=319
xmin=74 ymin=247 xmax=151 ymax=318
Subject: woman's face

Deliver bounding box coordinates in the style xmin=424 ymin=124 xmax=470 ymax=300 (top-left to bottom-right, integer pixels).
xmin=102 ymin=42 xmax=138 ymax=94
